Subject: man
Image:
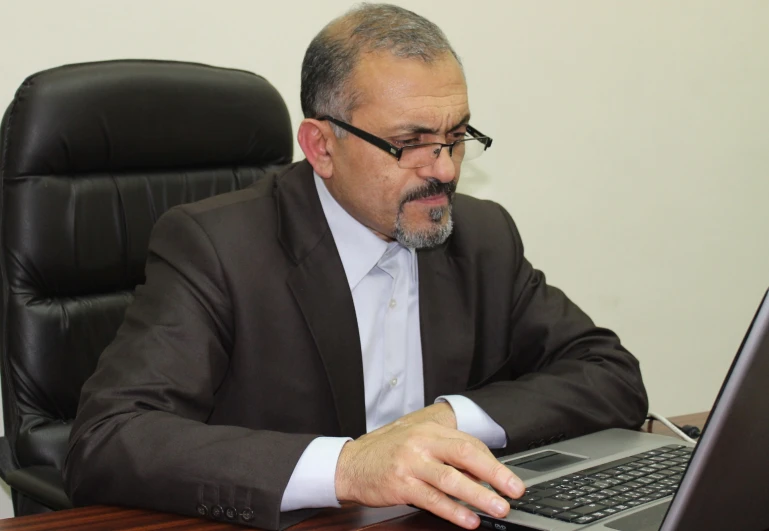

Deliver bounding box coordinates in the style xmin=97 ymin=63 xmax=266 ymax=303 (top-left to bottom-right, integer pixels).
xmin=64 ymin=4 xmax=648 ymax=530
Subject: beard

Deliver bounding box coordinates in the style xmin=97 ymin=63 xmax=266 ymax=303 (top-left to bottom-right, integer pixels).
xmin=393 ymin=178 xmax=456 ymax=249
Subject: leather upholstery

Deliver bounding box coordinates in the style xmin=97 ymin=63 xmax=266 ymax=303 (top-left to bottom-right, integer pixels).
xmin=0 ymin=59 xmax=292 ymax=515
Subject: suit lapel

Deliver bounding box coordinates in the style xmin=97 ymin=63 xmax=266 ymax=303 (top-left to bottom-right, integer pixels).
xmin=278 ymin=162 xmax=367 ymax=438
xmin=418 ymin=244 xmax=476 ymax=404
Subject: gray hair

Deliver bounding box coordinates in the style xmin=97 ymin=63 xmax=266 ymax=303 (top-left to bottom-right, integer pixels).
xmin=300 ymin=3 xmax=462 ymax=135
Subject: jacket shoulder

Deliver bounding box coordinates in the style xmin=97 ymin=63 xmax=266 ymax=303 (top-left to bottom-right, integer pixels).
xmin=179 ymin=170 xmax=279 ymax=220
xmin=451 ymin=193 xmax=521 ymax=252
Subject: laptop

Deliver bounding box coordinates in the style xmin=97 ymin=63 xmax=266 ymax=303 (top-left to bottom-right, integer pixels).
xmin=472 ymin=289 xmax=769 ymax=531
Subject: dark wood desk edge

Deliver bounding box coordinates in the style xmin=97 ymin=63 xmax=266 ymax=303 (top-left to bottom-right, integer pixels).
xmin=0 ymin=504 xmax=417 ymax=531
xmin=0 ymin=505 xmax=240 ymax=530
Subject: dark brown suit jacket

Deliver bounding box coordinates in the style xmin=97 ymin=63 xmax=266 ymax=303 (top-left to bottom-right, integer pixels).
xmin=64 ymin=160 xmax=648 ymax=529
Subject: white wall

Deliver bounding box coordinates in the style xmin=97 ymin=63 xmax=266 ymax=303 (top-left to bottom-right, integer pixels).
xmin=0 ymin=0 xmax=767 ymax=519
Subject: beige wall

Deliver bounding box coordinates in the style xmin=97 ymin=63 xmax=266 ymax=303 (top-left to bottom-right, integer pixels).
xmin=0 ymin=0 xmax=767 ymax=519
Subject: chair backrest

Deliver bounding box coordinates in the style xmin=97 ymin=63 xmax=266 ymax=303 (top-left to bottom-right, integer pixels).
xmin=0 ymin=60 xmax=292 ymax=479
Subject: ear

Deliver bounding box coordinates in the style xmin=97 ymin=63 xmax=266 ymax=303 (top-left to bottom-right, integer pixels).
xmin=297 ymin=119 xmax=336 ymax=179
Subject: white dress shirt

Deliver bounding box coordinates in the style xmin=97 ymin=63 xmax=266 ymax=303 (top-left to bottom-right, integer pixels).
xmin=280 ymin=173 xmax=507 ymax=511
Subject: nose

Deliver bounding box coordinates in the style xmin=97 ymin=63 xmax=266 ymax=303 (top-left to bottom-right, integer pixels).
xmin=416 ymin=145 xmax=457 ymax=183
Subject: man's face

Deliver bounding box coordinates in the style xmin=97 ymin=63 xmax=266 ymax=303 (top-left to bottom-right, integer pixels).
xmin=323 ymin=52 xmax=469 ymax=248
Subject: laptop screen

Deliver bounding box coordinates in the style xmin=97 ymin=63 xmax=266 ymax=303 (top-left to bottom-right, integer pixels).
xmin=661 ymin=289 xmax=769 ymax=531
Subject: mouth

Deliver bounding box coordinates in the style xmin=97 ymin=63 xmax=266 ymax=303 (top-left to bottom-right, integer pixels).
xmin=410 ymin=193 xmax=449 ymax=206
xmin=399 ymin=179 xmax=457 ymax=214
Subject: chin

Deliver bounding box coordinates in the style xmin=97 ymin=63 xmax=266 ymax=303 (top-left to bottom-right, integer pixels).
xmin=393 ymin=208 xmax=454 ymax=249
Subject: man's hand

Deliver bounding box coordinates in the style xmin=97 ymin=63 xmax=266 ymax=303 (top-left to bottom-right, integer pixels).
xmin=335 ymin=404 xmax=524 ymax=529
xmin=392 ymin=402 xmax=458 ymax=430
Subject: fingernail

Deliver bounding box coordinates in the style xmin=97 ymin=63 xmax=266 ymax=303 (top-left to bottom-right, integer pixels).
xmin=491 ymin=498 xmax=507 ymax=516
xmin=464 ymin=512 xmax=480 ymax=527
xmin=508 ymin=477 xmax=525 ymax=496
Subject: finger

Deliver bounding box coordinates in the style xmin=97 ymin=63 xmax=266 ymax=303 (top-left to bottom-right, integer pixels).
xmin=431 ymin=435 xmax=525 ymax=499
xmin=425 ymin=423 xmax=498 ymax=458
xmin=461 ymin=470 xmax=482 ymax=483
xmin=408 ymin=479 xmax=482 ymax=530
xmin=419 ymin=425 xmax=524 ymax=498
xmin=418 ymin=461 xmax=510 ymax=519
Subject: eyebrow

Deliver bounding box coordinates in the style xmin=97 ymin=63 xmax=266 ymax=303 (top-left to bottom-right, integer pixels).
xmin=392 ymin=113 xmax=472 ymax=136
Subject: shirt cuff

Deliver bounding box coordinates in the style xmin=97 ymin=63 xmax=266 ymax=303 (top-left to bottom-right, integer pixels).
xmin=280 ymin=436 xmax=352 ymax=512
xmin=436 ymin=395 xmax=508 ymax=449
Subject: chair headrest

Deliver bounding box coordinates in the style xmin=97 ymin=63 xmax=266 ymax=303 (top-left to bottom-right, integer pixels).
xmin=1 ymin=59 xmax=293 ymax=177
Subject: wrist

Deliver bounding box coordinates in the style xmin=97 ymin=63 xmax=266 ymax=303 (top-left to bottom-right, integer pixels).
xmin=432 ymin=402 xmax=457 ymax=429
xmin=334 ymin=440 xmax=354 ymax=502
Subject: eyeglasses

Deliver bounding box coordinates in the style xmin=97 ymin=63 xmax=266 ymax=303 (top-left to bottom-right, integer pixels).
xmin=318 ymin=116 xmax=493 ymax=169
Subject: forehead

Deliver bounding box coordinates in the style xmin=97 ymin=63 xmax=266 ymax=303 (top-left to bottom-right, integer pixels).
xmin=349 ymin=52 xmax=469 ymax=132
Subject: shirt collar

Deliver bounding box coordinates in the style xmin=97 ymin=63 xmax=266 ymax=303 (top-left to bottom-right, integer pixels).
xmin=314 ymin=171 xmax=390 ymax=290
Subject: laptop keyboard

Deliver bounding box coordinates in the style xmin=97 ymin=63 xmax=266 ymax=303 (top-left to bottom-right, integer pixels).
xmin=505 ymin=444 xmax=693 ymax=525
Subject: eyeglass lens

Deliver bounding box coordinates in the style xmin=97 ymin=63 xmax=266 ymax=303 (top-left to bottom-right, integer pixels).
xmin=398 ymin=137 xmax=488 ymax=169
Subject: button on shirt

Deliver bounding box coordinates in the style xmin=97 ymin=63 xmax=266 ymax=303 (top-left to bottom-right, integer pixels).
xmin=280 ymin=173 xmax=507 ymax=511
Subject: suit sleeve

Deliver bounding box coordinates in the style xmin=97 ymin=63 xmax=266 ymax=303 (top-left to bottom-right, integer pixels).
xmin=460 ymin=205 xmax=649 ymax=453
xmin=63 ymin=207 xmax=319 ymax=530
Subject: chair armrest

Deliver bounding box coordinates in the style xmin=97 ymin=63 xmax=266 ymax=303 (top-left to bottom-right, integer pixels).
xmin=4 ymin=465 xmax=73 ymax=510
xmin=0 ymin=436 xmax=15 ymax=482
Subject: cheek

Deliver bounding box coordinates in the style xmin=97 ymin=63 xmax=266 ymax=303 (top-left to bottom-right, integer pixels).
xmin=344 ymin=152 xmax=414 ymax=220
xmin=370 ymin=169 xmax=408 ymax=205
xmin=365 ymin=183 xmax=402 ymax=225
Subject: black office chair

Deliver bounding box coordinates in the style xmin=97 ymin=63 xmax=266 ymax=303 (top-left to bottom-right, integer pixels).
xmin=0 ymin=59 xmax=293 ymax=516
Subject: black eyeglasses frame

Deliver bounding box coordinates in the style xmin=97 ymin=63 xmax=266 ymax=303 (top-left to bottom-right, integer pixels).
xmin=318 ymin=116 xmax=493 ymax=164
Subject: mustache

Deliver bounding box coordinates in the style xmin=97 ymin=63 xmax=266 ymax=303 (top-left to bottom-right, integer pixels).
xmin=400 ymin=179 xmax=457 ymax=206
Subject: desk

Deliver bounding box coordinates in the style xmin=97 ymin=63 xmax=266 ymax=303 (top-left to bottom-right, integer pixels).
xmin=0 ymin=413 xmax=708 ymax=531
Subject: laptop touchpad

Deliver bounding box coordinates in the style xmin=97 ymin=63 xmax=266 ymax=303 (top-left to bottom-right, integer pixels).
xmin=604 ymin=501 xmax=670 ymax=531
xmin=504 ymin=451 xmax=585 ymax=472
